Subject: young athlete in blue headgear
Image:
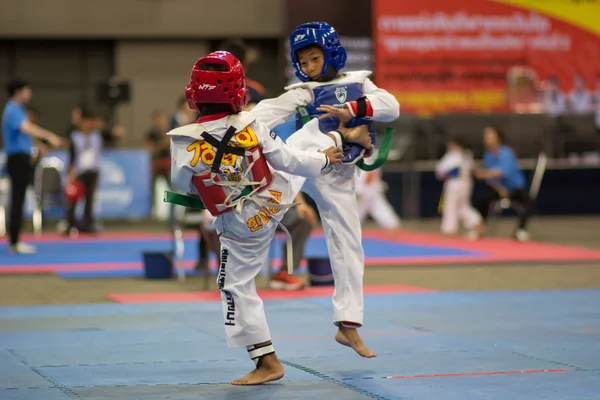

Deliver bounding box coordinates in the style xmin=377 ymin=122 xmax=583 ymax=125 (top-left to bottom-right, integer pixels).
xmin=252 ymin=22 xmax=400 ymax=358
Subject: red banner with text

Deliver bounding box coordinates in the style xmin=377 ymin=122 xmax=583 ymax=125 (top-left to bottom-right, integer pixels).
xmin=373 ymin=0 xmax=600 ymax=115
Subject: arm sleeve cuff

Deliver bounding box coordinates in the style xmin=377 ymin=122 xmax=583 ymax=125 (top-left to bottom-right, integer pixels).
xmin=345 ymin=97 xmax=373 ymax=119
xmin=329 ymin=130 xmax=344 ymax=148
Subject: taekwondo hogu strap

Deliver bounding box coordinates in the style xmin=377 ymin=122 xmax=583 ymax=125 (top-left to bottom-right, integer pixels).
xmin=296 ymin=106 xmax=394 ymax=171
xmin=202 ymin=126 xmax=245 ymax=173
xmin=164 ymin=189 xmax=299 ymax=276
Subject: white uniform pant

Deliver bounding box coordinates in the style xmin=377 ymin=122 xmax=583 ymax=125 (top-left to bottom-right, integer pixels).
xmin=357 ymin=186 xmax=401 ymax=230
xmin=441 ymin=181 xmax=481 ymax=234
xmin=286 ymin=121 xmax=365 ymax=326
xmin=217 ymin=213 xmax=277 ymax=348
xmin=302 ymin=166 xmax=365 ymax=326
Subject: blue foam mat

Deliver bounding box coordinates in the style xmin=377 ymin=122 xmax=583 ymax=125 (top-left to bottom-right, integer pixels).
xmin=1 ymin=290 xmax=599 ymax=399
xmin=0 ymin=238 xmax=480 ymax=266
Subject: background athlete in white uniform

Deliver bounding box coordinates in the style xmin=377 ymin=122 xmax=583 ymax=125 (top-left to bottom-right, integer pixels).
xmin=435 ymin=135 xmax=482 ymax=237
xmin=252 ymin=22 xmax=399 ymax=358
xmin=170 ymin=51 xmax=370 ymax=385
xmin=355 ymin=150 xmax=402 ymax=231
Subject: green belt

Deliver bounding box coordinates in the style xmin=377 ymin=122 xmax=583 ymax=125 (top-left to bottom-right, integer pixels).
xmin=163 ymin=185 xmax=253 ymax=211
xmin=356 ymin=127 xmax=394 ymax=171
xmin=296 ymin=106 xmax=394 ymax=172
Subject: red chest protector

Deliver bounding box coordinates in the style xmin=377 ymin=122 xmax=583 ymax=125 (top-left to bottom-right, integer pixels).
xmin=191 ymin=125 xmax=272 ymax=216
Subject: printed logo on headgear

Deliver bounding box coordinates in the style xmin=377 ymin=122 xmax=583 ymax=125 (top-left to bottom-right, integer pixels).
xmin=198 ymin=84 xmax=217 ymax=90
xmin=294 ymin=34 xmax=306 ymax=43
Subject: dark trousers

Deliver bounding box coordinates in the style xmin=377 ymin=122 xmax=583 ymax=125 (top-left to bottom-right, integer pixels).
xmin=198 ymin=226 xmax=221 ymax=269
xmin=474 ymin=185 xmax=532 ymax=230
xmin=6 ymin=153 xmax=32 ymax=245
xmin=66 ymin=171 xmax=99 ymax=230
xmin=278 ymin=207 xmax=314 ymax=273
xmin=196 ymin=207 xmax=314 ymax=274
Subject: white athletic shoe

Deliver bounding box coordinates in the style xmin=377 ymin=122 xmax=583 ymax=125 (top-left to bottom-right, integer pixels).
xmin=514 ymin=229 xmax=530 ymax=242
xmin=9 ymin=242 xmax=37 ymax=254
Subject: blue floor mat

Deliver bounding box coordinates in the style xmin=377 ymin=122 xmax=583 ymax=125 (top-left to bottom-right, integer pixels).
xmin=1 ymin=290 xmax=599 ymax=399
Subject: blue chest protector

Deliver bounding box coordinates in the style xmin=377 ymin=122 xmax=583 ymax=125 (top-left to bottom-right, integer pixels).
xmin=295 ymin=82 xmax=376 ymax=165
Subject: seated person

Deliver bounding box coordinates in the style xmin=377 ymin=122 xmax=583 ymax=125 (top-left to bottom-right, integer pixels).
xmin=474 ymin=126 xmax=531 ymax=241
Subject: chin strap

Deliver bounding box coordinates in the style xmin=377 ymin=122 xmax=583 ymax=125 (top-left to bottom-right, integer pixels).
xmin=247 ymin=342 xmax=275 ymax=368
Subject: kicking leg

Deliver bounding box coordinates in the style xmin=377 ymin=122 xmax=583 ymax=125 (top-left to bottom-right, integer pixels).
xmin=303 ymin=167 xmax=375 ymax=357
xmin=334 ymin=323 xmax=376 ymax=358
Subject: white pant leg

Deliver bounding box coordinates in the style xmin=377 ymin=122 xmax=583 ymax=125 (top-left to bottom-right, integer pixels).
xmin=217 ymin=219 xmax=276 ymax=348
xmin=367 ymin=190 xmax=401 ymax=230
xmin=303 ymin=165 xmax=364 ymax=326
xmin=457 ymin=187 xmax=481 ymax=229
xmin=441 ymin=186 xmax=460 ymax=234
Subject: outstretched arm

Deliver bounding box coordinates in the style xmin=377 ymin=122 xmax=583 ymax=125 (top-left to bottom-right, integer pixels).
xmin=251 ymin=88 xmax=312 ymax=130
xmin=255 ymin=122 xmax=341 ymax=178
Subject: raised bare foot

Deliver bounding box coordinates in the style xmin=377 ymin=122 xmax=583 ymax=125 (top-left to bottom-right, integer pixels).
xmin=335 ymin=326 xmax=376 ymax=358
xmin=335 ymin=328 xmax=351 ymax=347
xmin=231 ymin=353 xmax=285 ymax=385
xmin=340 ymin=125 xmax=372 ymax=149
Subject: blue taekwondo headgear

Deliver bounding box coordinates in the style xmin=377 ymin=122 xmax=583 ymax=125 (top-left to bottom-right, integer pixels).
xmin=289 ymin=22 xmax=347 ymax=82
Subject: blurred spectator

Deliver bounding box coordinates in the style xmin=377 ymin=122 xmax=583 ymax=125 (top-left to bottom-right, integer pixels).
xmin=197 ymin=210 xmax=220 ymax=272
xmin=434 ymin=135 xmax=480 ymax=238
xmin=146 ymin=110 xmax=171 ymax=183
xmin=66 ymin=104 xmax=123 ymax=147
xmin=25 ymin=106 xmax=49 ymax=169
xmin=65 ymin=104 xmax=82 ymax=137
xmin=542 ymin=76 xmax=567 ymax=116
xmin=2 ymin=78 xmax=62 ymax=254
xmin=269 ymin=192 xmax=317 ymax=290
xmin=269 ymin=114 xmax=316 ymax=290
xmin=356 ymin=151 xmax=402 ymax=232
xmin=474 ymin=126 xmax=531 ymax=241
xmin=219 ymin=40 xmax=266 ymax=109
xmin=568 ymin=75 xmax=592 ymax=114
xmin=506 ymin=66 xmax=544 ymax=114
xmin=63 ymin=106 xmax=103 ymax=235
xmin=170 ymin=96 xmax=197 ymax=129
xmin=95 ymin=114 xmax=124 ymax=148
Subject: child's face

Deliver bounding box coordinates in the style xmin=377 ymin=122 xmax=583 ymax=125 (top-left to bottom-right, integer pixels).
xmin=153 ymin=113 xmax=168 ymax=130
xmin=447 ymin=141 xmax=459 ymax=152
xmin=79 ymin=118 xmax=95 ymax=133
xmin=297 ymin=46 xmax=325 ymax=81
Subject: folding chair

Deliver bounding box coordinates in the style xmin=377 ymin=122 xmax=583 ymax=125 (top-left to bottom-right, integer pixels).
xmin=488 ymin=152 xmax=548 ymax=235
xmin=32 ymin=156 xmax=65 ymax=235
xmin=170 ymin=200 xmax=211 ymax=286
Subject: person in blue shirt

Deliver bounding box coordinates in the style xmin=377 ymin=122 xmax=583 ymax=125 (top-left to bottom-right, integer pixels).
xmin=474 ymin=126 xmax=531 ymax=241
xmin=2 ymin=78 xmax=62 ymax=254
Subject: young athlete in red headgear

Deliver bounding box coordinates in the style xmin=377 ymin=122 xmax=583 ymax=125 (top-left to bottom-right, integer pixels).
xmin=169 ymin=51 xmax=371 ymax=385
